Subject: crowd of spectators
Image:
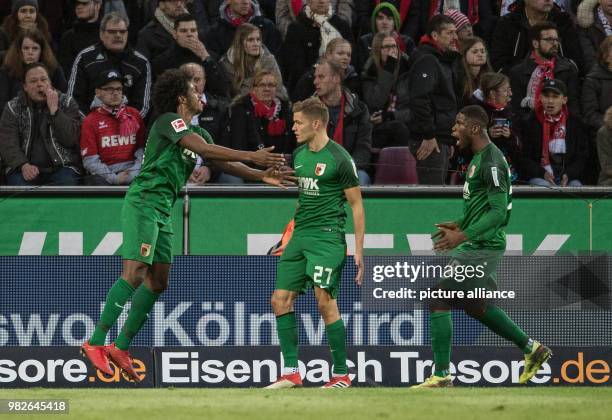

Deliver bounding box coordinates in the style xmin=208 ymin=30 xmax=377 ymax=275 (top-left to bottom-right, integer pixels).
xmin=0 ymin=0 xmax=611 ymax=187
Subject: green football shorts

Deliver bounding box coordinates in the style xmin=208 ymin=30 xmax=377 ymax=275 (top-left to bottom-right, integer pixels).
xmin=275 ymin=230 xmax=347 ymax=299
xmin=440 ymin=246 xmax=504 ymax=291
xmin=121 ymin=199 xmax=174 ymax=265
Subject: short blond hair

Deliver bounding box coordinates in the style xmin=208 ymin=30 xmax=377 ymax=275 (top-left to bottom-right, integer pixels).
xmin=293 ymin=97 xmax=329 ymax=126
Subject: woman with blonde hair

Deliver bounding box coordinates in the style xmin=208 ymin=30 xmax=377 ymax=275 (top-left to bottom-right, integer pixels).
xmin=219 ymin=23 xmax=287 ymax=100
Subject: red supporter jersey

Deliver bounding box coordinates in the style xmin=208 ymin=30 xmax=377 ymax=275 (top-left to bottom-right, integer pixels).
xmin=80 ymin=106 xmax=145 ymax=165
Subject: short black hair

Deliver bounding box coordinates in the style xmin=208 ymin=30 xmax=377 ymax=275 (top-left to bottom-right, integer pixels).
xmin=152 ymin=69 xmax=191 ymax=114
xmin=174 ymin=13 xmax=196 ymax=30
xmin=530 ymin=22 xmax=558 ymax=41
xmin=427 ymin=15 xmax=455 ymax=36
xmin=23 ymin=62 xmax=50 ymax=80
xmin=459 ymin=105 xmax=489 ymax=130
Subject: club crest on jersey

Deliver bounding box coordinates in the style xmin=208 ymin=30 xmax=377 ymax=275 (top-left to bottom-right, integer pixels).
xmin=140 ymin=243 xmax=152 ymax=257
xmin=315 ymin=163 xmax=326 ymax=176
xmin=171 ymin=118 xmax=187 ymax=133
xmin=468 ymin=165 xmax=476 ymax=178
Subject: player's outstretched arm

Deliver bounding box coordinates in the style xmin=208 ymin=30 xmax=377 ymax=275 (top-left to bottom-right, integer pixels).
xmin=214 ymin=161 xmax=296 ymax=187
xmin=345 ymin=186 xmax=365 ymax=286
xmin=179 ymin=134 xmax=285 ymax=167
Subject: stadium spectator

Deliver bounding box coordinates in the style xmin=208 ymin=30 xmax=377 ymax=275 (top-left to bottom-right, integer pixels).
xmin=314 ymin=58 xmax=372 ymax=185
xmin=80 ymin=69 xmax=145 ymax=186
xmin=407 ymin=14 xmax=459 ymax=185
xmin=356 ymin=2 xmax=415 ymax=72
xmin=204 ymin=0 xmax=281 ymax=58
xmin=420 ymin=0 xmax=497 ymax=43
xmin=508 ymin=22 xmax=580 ymax=121
xmin=292 ymin=37 xmax=360 ymax=101
xmin=0 ymin=0 xmax=52 ymax=51
xmin=596 ymin=106 xmax=612 ymax=185
xmin=577 ymin=0 xmax=612 ymax=72
xmin=361 ymin=32 xmax=411 ymax=148
xmin=58 ymin=0 xmax=102 ymax=77
xmin=219 ymin=23 xmax=286 ymax=100
xmin=0 ymin=63 xmax=81 ymax=186
xmin=152 ymin=14 xmax=229 ymax=98
xmin=0 ymin=29 xmax=66 ymax=114
xmin=443 ymin=8 xmax=473 ymax=48
xmin=491 ymin=0 xmax=583 ymax=74
xmin=218 ymin=69 xmax=295 ymax=184
xmin=277 ymin=0 xmax=353 ymax=38
xmin=180 ymin=62 xmax=228 ymax=185
xmin=67 ymin=12 xmax=152 ymax=118
xmin=517 ymin=79 xmax=587 ymax=186
xmin=136 ymin=0 xmax=187 ymax=61
xmin=281 ymin=0 xmax=352 ymax=93
xmin=356 ymin=0 xmax=421 ymax=40
xmin=582 ymin=36 xmax=612 ymax=131
xmin=453 ymin=36 xmax=492 ymax=107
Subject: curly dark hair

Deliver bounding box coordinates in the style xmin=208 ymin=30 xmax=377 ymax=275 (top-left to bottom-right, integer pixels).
xmin=152 ymin=69 xmax=191 ymax=114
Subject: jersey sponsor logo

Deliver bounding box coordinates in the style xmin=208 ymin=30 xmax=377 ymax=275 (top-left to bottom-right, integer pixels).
xmin=140 ymin=243 xmax=152 ymax=258
xmin=298 ymin=177 xmax=319 ymax=196
xmin=468 ymin=165 xmax=476 ymax=178
xmin=101 ymin=135 xmax=137 ymax=148
xmin=491 ymin=167 xmax=500 ymax=187
xmin=315 ymin=163 xmax=326 ymax=176
xmin=98 ymin=121 xmax=108 ymax=129
xmin=171 ymin=118 xmax=187 ymax=133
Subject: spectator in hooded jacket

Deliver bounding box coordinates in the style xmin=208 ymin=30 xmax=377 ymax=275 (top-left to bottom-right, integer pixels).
xmin=491 ymin=0 xmax=583 ymax=74
xmin=281 ymin=0 xmax=352 ymax=93
xmin=204 ymin=0 xmax=281 ymax=58
xmin=357 ymin=2 xmax=415 ymax=72
xmin=80 ymin=69 xmax=145 ymax=186
xmin=361 ymin=31 xmax=411 ymax=149
xmin=577 ymin=0 xmax=612 ymax=72
xmin=582 ymin=36 xmax=612 ymax=131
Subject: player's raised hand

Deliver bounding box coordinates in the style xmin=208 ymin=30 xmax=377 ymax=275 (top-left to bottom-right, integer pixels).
xmin=251 ymin=146 xmax=286 ymax=167
xmin=354 ymin=252 xmax=364 ymax=286
xmin=262 ymin=166 xmax=297 ymax=189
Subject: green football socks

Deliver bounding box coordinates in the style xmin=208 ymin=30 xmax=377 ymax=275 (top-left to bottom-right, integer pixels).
xmin=277 ymin=312 xmax=299 ymax=369
xmin=479 ymin=305 xmax=530 ymax=353
xmin=326 ymin=319 xmax=348 ymax=375
xmin=89 ymin=278 xmax=135 ymax=346
xmin=430 ymin=311 xmax=452 ymax=377
xmin=114 ymin=284 xmax=160 ymax=350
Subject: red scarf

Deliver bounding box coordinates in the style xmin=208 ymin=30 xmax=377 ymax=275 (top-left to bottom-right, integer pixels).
xmin=418 ymin=34 xmax=444 ymax=52
xmin=530 ymin=51 xmax=556 ymax=109
xmin=536 ymin=103 xmax=568 ymax=168
xmin=331 ymin=94 xmax=345 ymax=146
xmin=291 ymin=0 xmax=303 ymax=17
xmin=375 ymin=0 xmax=412 ymax=27
xmin=225 ymin=4 xmax=254 ymax=27
xmin=99 ymin=104 xmax=140 ymax=137
xmin=250 ymin=93 xmax=286 ymax=137
xmin=428 ymin=0 xmax=479 ymax=24
xmin=485 ymin=99 xmax=507 ymax=111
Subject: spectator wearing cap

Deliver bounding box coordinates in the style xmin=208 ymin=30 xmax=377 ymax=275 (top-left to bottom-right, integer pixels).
xmin=517 ymin=79 xmax=587 ymax=186
xmin=508 ymin=22 xmax=580 ymax=122
xmin=153 ymin=14 xmax=229 ymax=98
xmin=136 ymin=0 xmax=188 ymax=61
xmin=0 ymin=0 xmax=52 ymax=51
xmin=58 ymin=0 xmax=102 ymax=77
xmin=491 ymin=0 xmax=583 ymax=74
xmin=355 ymin=0 xmax=421 ymax=40
xmin=68 ymin=12 xmax=152 ymax=118
xmin=0 ymin=63 xmax=81 ymax=186
xmin=277 ymin=0 xmax=353 ymax=39
xmin=204 ymin=0 xmax=281 ymax=59
xmin=444 ymin=8 xmax=472 ymax=48
xmin=577 ymin=0 xmax=612 ymax=72
xmin=356 ymin=2 xmax=415 ymax=73
xmin=417 ymin=0 xmax=497 ymax=43
xmin=80 ymin=69 xmax=145 ymax=186
xmin=281 ymin=0 xmax=352 ymax=93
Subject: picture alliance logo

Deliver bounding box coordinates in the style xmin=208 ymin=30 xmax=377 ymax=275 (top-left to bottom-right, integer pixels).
xmin=0 ymin=357 xmax=148 ymax=384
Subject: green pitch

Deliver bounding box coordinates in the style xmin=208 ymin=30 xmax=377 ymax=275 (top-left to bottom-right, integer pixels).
xmin=1 ymin=388 xmax=611 ymax=420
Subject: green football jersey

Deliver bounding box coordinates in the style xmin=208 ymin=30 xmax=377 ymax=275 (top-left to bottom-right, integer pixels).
xmin=293 ymin=140 xmax=360 ymax=232
xmin=459 ymin=143 xmax=512 ymax=250
xmin=125 ymin=112 xmax=213 ymax=214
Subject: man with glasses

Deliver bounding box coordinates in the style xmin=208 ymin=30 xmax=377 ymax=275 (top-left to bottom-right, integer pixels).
xmin=80 ymin=69 xmax=145 ymax=185
xmin=509 ymin=21 xmax=581 ymax=120
xmin=58 ymin=0 xmax=103 ymax=76
xmin=68 ymin=12 xmax=152 ymax=118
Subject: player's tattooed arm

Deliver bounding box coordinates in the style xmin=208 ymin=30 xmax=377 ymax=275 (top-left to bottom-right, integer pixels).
xmin=179 ymin=134 xmax=285 ymax=167
xmin=345 ymin=186 xmax=365 ymax=286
